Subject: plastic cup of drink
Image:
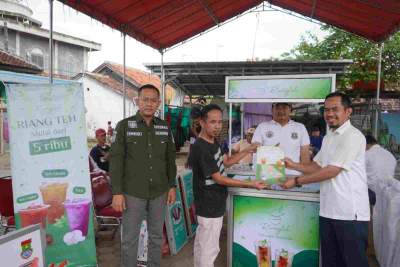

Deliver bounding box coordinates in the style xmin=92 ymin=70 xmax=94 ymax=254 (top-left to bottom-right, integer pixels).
xmin=19 ymin=204 xmax=50 ymax=228
xmin=255 ymin=240 xmax=271 ymax=267
xmin=40 ymin=182 xmax=68 ymax=223
xmin=64 ymin=198 xmax=91 ymax=236
xmin=275 ymin=249 xmax=292 ymax=267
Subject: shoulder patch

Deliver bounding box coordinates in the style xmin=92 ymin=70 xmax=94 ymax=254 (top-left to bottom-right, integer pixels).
xmin=128 ymin=121 xmax=137 ymax=128
xmin=111 ymin=130 xmax=117 ymax=143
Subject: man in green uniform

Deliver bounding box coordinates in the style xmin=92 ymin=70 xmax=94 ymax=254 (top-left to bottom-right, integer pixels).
xmin=110 ymin=84 xmax=176 ymax=267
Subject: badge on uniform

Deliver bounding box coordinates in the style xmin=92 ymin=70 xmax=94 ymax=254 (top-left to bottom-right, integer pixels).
xmin=154 ymin=125 xmax=168 ymax=130
xmin=111 ymin=130 xmax=117 ymax=143
xmin=291 ymin=132 xmax=298 ymax=139
xmin=127 ymin=131 xmax=142 ymax=137
xmin=155 ymin=131 xmax=168 ymax=136
xmin=266 ymin=131 xmax=274 ymax=138
xmin=128 ymin=120 xmax=137 ymax=128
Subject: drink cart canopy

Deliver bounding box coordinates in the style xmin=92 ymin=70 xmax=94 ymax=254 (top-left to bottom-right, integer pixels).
xmin=145 ymin=60 xmax=352 ymax=96
xmin=58 ymin=0 xmax=400 ymax=50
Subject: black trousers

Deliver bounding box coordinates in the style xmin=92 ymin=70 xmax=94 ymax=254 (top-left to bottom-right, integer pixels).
xmin=368 ymin=189 xmax=376 ymax=206
xmin=320 ymin=216 xmax=369 ymax=267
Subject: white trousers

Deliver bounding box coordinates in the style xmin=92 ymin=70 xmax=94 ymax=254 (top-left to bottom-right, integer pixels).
xmin=194 ymin=215 xmax=224 ymax=267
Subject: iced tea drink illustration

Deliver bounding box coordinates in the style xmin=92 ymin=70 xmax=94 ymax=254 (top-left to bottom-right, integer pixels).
xmin=40 ymin=182 xmax=68 ymax=223
xmin=64 ymin=198 xmax=91 ymax=236
xmin=275 ymin=249 xmax=292 ymax=267
xmin=255 ymin=240 xmax=271 ymax=267
xmin=19 ymin=204 xmax=49 ymax=228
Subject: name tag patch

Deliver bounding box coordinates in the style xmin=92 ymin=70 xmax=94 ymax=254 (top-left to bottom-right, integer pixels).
xmin=155 ymin=131 xmax=168 ymax=136
xmin=127 ymin=131 xmax=142 ymax=137
xmin=128 ymin=121 xmax=137 ymax=128
xmin=154 ymin=125 xmax=168 ymax=130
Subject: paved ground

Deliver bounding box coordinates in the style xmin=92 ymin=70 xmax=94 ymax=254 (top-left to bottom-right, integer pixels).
xmin=95 ymin=220 xmax=379 ymax=267
xmin=96 ymin=221 xmax=227 ymax=267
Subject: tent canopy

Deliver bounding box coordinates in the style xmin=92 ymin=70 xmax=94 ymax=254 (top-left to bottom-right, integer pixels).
xmin=59 ymin=0 xmax=400 ymax=50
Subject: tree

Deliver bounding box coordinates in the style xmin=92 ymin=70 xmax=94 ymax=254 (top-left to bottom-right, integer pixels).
xmin=281 ymin=26 xmax=400 ymax=90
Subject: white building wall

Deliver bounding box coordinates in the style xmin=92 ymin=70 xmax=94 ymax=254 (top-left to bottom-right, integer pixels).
xmin=78 ymin=76 xmax=137 ymax=138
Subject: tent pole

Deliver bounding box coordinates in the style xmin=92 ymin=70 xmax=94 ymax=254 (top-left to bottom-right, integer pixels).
xmin=229 ymin=103 xmax=232 ymax=156
xmin=123 ymin=33 xmax=126 ymax=118
xmin=373 ymin=43 xmax=384 ymax=139
xmin=49 ymin=0 xmax=54 ymax=84
xmin=241 ymin=103 xmax=244 ymax=139
xmin=161 ymin=51 xmax=165 ymax=119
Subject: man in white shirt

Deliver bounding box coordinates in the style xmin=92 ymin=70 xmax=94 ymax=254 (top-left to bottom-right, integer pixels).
xmin=365 ymin=134 xmax=397 ymax=205
xmin=252 ymin=103 xmax=310 ymax=175
xmin=283 ymin=92 xmax=370 ymax=267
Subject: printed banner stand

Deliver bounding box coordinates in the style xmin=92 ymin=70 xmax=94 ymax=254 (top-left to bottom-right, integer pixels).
xmin=0 ymin=224 xmax=45 ymax=267
xmin=165 ymin=176 xmax=188 ymax=255
xmin=177 ymin=170 xmax=198 ymax=237
xmin=6 ymin=83 xmax=97 ymax=266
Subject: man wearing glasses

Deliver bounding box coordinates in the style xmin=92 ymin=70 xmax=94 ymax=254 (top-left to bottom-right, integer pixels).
xmin=110 ymin=84 xmax=177 ymax=267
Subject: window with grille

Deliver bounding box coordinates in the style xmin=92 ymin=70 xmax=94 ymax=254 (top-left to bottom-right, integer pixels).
xmin=30 ymin=48 xmax=44 ymax=68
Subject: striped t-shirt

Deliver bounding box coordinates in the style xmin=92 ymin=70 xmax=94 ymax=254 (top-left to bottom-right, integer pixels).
xmin=189 ymin=137 xmax=228 ymax=218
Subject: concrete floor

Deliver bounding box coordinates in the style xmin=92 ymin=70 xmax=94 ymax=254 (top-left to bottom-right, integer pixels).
xmin=95 ymin=222 xmax=379 ymax=267
xmin=96 ymin=222 xmax=227 ymax=267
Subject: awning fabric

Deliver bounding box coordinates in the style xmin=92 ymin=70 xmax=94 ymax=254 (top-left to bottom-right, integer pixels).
xmin=58 ymin=0 xmax=400 ymax=50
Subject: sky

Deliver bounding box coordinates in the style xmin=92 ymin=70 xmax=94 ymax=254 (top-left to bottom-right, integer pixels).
xmin=26 ymin=0 xmax=327 ymax=72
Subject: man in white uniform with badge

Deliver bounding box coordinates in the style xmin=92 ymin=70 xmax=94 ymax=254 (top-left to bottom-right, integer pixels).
xmin=252 ymin=102 xmax=310 ymax=175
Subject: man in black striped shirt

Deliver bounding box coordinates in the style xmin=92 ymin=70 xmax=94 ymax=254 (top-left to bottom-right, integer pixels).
xmin=189 ymin=104 xmax=266 ymax=267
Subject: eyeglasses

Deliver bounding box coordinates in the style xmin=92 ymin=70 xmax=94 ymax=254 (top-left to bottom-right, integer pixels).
xmin=139 ymin=97 xmax=159 ymax=104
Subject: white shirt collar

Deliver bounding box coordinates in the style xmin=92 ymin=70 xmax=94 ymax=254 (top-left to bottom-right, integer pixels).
xmin=271 ymin=119 xmax=293 ymax=126
xmin=329 ymin=119 xmax=351 ymax=135
xmin=369 ymin=144 xmax=380 ymax=151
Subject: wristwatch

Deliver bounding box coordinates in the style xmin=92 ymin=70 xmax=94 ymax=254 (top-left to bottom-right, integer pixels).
xmin=294 ymin=176 xmax=302 ymax=187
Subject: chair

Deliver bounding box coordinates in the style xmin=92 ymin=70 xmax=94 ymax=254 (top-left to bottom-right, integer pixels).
xmin=0 ymin=176 xmax=15 ymax=234
xmin=91 ymin=173 xmax=122 ymax=239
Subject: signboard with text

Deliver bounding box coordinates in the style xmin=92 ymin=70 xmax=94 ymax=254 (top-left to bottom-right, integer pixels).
xmin=225 ymin=74 xmax=335 ymax=103
xmin=0 ymin=224 xmax=45 ymax=267
xmin=231 ymin=194 xmax=320 ymax=267
xmin=6 ymin=83 xmax=97 ymax=267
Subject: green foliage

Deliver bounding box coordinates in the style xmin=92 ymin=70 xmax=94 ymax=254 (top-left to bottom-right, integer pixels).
xmin=282 ymin=26 xmax=400 ymax=90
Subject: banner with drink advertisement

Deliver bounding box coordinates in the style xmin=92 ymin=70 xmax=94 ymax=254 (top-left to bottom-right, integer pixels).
xmin=231 ymin=195 xmax=319 ymax=267
xmin=6 ymin=83 xmax=97 ymax=266
xmin=177 ymin=170 xmax=197 ymax=237
xmin=165 ymin=177 xmax=188 ymax=255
